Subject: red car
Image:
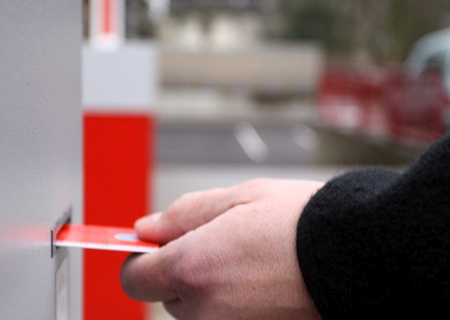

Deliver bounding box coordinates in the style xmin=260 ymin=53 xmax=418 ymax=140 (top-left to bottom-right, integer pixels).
xmin=318 ymin=29 xmax=450 ymax=146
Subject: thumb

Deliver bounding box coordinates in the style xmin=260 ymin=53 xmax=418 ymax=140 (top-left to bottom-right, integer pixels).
xmin=135 ymin=187 xmax=243 ymax=244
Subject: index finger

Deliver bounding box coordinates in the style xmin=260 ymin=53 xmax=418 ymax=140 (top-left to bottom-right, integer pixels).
xmin=135 ymin=186 xmax=245 ymax=244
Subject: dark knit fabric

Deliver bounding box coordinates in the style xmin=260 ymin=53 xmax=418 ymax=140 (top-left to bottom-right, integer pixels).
xmin=297 ymin=133 xmax=450 ymax=319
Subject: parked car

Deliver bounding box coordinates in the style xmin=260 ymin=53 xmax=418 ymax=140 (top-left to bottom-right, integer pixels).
xmin=318 ymin=29 xmax=450 ymax=146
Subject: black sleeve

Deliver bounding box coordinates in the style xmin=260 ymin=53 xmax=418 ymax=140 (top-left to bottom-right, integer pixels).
xmin=297 ymin=133 xmax=450 ymax=319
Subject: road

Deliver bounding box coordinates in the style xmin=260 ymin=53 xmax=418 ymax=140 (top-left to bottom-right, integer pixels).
xmin=157 ymin=120 xmax=319 ymax=166
xmin=157 ymin=120 xmax=417 ymax=167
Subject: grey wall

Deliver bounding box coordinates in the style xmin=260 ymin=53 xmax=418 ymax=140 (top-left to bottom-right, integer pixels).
xmin=0 ymin=2 xmax=82 ymax=320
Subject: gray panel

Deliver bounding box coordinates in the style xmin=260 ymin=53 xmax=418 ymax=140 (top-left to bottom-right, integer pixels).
xmin=0 ymin=2 xmax=82 ymax=320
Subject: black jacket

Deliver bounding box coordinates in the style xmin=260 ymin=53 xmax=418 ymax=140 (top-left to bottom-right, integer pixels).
xmin=297 ymin=133 xmax=450 ymax=319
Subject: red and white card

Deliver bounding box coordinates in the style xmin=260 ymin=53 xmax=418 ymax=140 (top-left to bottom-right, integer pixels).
xmin=55 ymin=224 xmax=159 ymax=253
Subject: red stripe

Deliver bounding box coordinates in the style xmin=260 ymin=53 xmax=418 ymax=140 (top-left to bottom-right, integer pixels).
xmin=102 ymin=0 xmax=112 ymax=35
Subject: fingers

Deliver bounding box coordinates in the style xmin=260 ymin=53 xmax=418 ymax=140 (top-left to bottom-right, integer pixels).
xmin=121 ymin=230 xmax=214 ymax=305
xmin=124 ymin=186 xmax=245 ymax=303
xmin=120 ymin=245 xmax=178 ymax=302
xmin=136 ymin=187 xmax=243 ymax=243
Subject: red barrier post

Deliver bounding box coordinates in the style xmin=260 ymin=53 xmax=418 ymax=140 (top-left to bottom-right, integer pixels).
xmin=82 ymin=32 xmax=158 ymax=320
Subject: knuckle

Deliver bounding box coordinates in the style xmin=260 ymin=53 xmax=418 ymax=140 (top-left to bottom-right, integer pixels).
xmin=170 ymin=192 xmax=197 ymax=214
xmin=238 ymin=178 xmax=271 ymax=197
xmin=180 ymin=191 xmax=199 ymax=202
xmin=244 ymin=178 xmax=270 ymax=189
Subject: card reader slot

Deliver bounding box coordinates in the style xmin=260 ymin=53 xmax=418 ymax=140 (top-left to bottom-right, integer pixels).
xmin=51 ymin=207 xmax=72 ymax=258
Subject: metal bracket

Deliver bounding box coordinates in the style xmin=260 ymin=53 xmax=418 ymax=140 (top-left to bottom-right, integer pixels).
xmin=51 ymin=207 xmax=72 ymax=258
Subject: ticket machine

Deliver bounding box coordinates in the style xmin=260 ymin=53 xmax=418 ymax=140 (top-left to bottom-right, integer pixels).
xmin=0 ymin=2 xmax=83 ymax=320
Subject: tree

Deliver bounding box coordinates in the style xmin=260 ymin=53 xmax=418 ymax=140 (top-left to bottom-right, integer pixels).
xmin=274 ymin=0 xmax=450 ymax=63
xmin=278 ymin=0 xmax=354 ymax=55
xmin=388 ymin=0 xmax=450 ymax=60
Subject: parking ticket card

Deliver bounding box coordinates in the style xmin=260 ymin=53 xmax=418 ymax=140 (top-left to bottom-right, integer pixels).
xmin=55 ymin=224 xmax=159 ymax=253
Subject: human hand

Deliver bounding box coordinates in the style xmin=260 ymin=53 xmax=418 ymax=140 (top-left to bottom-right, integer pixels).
xmin=121 ymin=178 xmax=324 ymax=320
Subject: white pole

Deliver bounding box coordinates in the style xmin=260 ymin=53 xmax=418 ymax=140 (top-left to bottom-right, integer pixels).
xmin=89 ymin=0 xmax=125 ymax=50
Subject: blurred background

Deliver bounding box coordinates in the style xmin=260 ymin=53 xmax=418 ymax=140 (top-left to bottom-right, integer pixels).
xmin=82 ymin=0 xmax=450 ymax=319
